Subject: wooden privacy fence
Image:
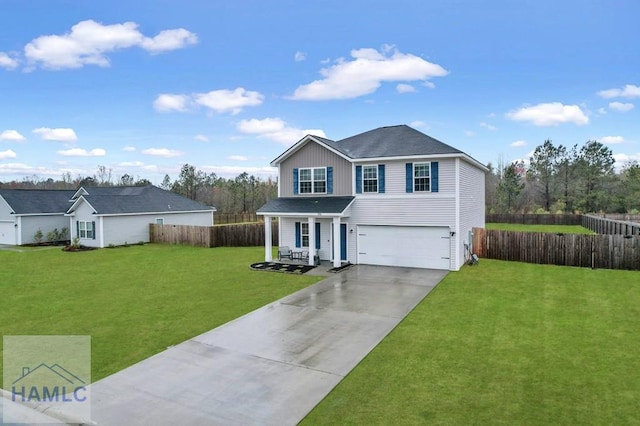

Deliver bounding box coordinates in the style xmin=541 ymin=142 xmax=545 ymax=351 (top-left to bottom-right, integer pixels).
xmin=485 ymin=214 xmax=582 ymax=225
xmin=473 ymin=227 xmax=640 ymax=270
xmin=582 ymin=214 xmax=640 ymax=236
xmin=150 ymin=223 xmax=279 ymax=248
xmin=214 ymin=213 xmax=263 ymax=224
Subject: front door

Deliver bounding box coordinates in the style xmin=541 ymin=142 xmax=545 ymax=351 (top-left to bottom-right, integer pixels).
xmin=331 ymin=223 xmax=348 ymax=261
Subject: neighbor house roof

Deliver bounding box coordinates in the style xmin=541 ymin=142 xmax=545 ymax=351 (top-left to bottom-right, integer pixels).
xmin=0 ymin=189 xmax=75 ymax=215
xmin=67 ymin=185 xmax=215 ymax=215
xmin=257 ymin=196 xmax=355 ymax=216
xmin=271 ymin=125 xmax=483 ymax=168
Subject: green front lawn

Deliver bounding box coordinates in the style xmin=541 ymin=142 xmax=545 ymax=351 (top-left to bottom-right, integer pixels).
xmin=486 ymin=223 xmax=595 ymax=234
xmin=0 ymin=245 xmax=321 ymax=381
xmin=303 ymin=260 xmax=640 ymax=425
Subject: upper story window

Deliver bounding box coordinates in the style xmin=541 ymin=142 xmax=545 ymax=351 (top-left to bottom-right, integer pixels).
xmin=299 ymin=167 xmax=326 ymax=194
xmin=413 ymin=162 xmax=431 ymax=192
xmin=363 ymin=165 xmax=378 ymax=193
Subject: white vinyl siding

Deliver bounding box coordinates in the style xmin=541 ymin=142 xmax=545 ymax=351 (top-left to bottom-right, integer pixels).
xmin=356 ymin=159 xmax=455 ymax=196
xmin=15 ymin=215 xmax=69 ymax=245
xmin=458 ymin=159 xmax=486 ymax=269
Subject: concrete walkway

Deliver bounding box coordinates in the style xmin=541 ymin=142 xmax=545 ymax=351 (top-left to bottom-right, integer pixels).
xmin=42 ymin=265 xmax=446 ymax=425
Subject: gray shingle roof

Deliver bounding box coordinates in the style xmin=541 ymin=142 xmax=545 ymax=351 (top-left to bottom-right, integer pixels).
xmin=257 ymin=196 xmax=355 ymax=215
xmin=332 ymin=125 xmax=463 ymax=159
xmin=76 ymin=185 xmax=214 ymax=214
xmin=0 ymin=189 xmax=75 ymax=214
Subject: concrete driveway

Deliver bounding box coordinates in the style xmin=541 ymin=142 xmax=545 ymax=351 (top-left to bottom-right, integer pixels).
xmin=52 ymin=265 xmax=446 ymax=425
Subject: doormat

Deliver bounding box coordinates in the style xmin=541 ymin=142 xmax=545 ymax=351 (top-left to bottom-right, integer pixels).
xmin=250 ymin=262 xmax=316 ymax=274
xmin=328 ymin=262 xmax=353 ymax=273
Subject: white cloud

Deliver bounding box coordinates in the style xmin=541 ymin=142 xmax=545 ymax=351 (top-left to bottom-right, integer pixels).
xmin=228 ymin=155 xmax=248 ymax=161
xmin=194 ymin=88 xmax=264 ymax=115
xmin=511 ymin=140 xmax=527 ymax=147
xmin=409 ymin=120 xmax=428 ymax=129
xmin=123 ymin=146 xmax=136 ymax=152
xmin=289 ymin=46 xmax=448 ymax=100
xmin=396 ymin=83 xmax=416 ymax=94
xmin=600 ymin=136 xmax=625 ymax=144
xmin=153 ymin=94 xmax=190 ymax=112
xmin=613 ymin=153 xmax=640 ymax=170
xmin=597 ymin=107 xmax=607 ymax=115
xmin=194 ymin=134 xmax=209 ymax=142
xmin=0 ymin=149 xmax=17 ymax=159
xmin=505 ymin=102 xmax=589 ymax=126
xmin=0 ymin=162 xmax=87 ymax=177
xmin=23 ymin=20 xmax=197 ymax=70
xmin=32 ymin=127 xmax=78 ymax=142
xmin=480 ymin=122 xmax=498 ymax=131
xmin=118 ymin=161 xmax=145 ymax=167
xmin=294 ymin=51 xmax=306 ymax=62
xmin=0 ymin=52 xmax=19 ymax=70
xmin=597 ymin=84 xmax=640 ymax=99
xmin=423 ymin=81 xmax=436 ymax=89
xmin=609 ymin=101 xmax=634 ymax=112
xmin=140 ymin=28 xmax=198 ymax=54
xmin=57 ymin=148 xmax=106 ymax=157
xmin=141 ymin=148 xmax=183 ymax=158
xmin=464 ymin=130 xmax=475 ymax=137
xmin=0 ymin=130 xmax=26 ymax=141
xmin=236 ymin=117 xmax=327 ymax=145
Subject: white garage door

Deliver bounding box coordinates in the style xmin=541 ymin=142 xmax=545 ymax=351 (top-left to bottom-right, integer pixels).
xmin=0 ymin=221 xmax=16 ymax=245
xmin=357 ymin=225 xmax=450 ymax=269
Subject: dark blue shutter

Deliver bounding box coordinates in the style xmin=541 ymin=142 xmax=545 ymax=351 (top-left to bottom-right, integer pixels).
xmin=378 ymin=164 xmax=385 ymax=193
xmin=76 ymin=221 xmax=79 ymax=238
xmin=355 ymin=165 xmax=362 ymax=194
xmin=92 ymin=221 xmax=96 ymax=239
xmin=431 ymin=161 xmax=439 ymax=192
xmin=405 ymin=163 xmax=413 ymax=193
xmin=315 ymin=222 xmax=321 ymax=250
xmin=295 ymin=222 xmax=301 ymax=248
xmin=326 ymin=167 xmax=333 ymax=194
xmin=293 ymin=168 xmax=299 ymax=195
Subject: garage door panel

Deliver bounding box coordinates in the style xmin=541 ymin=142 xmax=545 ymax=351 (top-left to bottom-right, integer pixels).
xmin=0 ymin=222 xmax=15 ymax=245
xmin=357 ymin=225 xmax=450 ymax=269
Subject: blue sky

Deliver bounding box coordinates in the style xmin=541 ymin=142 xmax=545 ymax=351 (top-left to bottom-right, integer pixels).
xmin=1 ymin=0 xmax=638 ymax=183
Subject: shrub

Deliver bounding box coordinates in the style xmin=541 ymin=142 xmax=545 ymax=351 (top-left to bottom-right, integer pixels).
xmin=34 ymin=229 xmax=43 ymax=244
xmin=72 ymin=237 xmax=80 ymax=249
xmin=46 ymin=228 xmax=59 ymax=242
xmin=59 ymin=227 xmax=69 ymax=241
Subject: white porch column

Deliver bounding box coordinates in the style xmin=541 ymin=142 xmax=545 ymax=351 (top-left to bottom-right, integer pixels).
xmin=332 ymin=217 xmax=341 ymax=268
xmin=264 ymin=216 xmax=272 ymax=262
xmin=308 ymin=216 xmax=316 ymax=266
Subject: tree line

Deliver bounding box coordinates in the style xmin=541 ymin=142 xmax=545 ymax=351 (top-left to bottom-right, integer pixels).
xmin=487 ymin=139 xmax=640 ymax=214
xmin=0 ymin=164 xmax=278 ymax=214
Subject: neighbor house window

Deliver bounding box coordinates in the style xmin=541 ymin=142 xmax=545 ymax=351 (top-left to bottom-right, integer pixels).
xmin=363 ymin=165 xmax=378 ymax=193
xmin=78 ymin=221 xmax=94 ymax=239
xmin=299 ymin=167 xmax=326 ymax=194
xmin=414 ymin=163 xmax=431 ymax=192
xmin=156 ymin=218 xmax=164 ymax=225
xmin=301 ymin=223 xmax=310 ymax=247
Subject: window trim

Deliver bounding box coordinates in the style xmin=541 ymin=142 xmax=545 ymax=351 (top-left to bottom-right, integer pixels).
xmin=362 ymin=165 xmax=379 ymax=193
xmin=413 ymin=162 xmax=432 ymax=192
xmin=78 ymin=220 xmax=94 ymax=239
xmin=301 ymin=222 xmax=310 ymax=247
xmin=298 ymin=167 xmax=327 ymax=194
xmin=155 ymin=218 xmax=165 ymax=225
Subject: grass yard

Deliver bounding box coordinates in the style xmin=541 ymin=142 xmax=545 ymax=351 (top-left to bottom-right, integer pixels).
xmin=0 ymin=244 xmax=321 ymax=381
xmin=486 ymin=223 xmax=595 ymax=234
xmin=303 ymin=260 xmax=640 ymax=425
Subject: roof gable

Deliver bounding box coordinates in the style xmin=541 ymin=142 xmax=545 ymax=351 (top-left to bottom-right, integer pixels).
xmin=270 ymin=135 xmax=352 ymax=166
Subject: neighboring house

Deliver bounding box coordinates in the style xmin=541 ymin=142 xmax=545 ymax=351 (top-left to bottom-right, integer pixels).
xmin=66 ymin=185 xmax=215 ymax=248
xmin=0 ymin=189 xmax=75 ymax=245
xmin=257 ymin=125 xmax=487 ymax=271
xmin=0 ymin=185 xmax=215 ymax=247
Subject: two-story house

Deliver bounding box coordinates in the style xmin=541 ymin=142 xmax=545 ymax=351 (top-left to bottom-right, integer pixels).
xmin=257 ymin=125 xmax=486 ymax=271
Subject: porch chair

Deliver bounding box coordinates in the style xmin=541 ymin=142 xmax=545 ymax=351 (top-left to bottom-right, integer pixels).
xmin=278 ymin=246 xmax=293 ymax=261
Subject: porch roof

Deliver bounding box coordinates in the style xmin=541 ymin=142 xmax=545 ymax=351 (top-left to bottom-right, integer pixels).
xmin=257 ymin=196 xmax=355 ymax=216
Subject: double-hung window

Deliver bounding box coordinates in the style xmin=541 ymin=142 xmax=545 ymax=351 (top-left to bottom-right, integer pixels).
xmin=363 ymin=165 xmax=378 ymax=193
xmin=299 ymin=167 xmax=326 ymax=194
xmin=414 ymin=163 xmax=431 ymax=192
xmin=78 ymin=221 xmax=94 ymax=239
xmin=301 ymin=223 xmax=310 ymax=247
